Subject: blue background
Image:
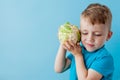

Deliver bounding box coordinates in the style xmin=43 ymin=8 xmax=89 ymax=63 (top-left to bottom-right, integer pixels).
xmin=0 ymin=0 xmax=120 ymax=80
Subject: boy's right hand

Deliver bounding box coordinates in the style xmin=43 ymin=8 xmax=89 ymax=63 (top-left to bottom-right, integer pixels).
xmin=62 ymin=40 xmax=82 ymax=56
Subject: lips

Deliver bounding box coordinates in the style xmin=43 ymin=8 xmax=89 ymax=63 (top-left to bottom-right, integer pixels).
xmin=86 ymin=43 xmax=94 ymax=47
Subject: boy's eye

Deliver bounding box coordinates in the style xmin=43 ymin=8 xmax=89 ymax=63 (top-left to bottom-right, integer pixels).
xmin=94 ymin=34 xmax=102 ymax=36
xmin=81 ymin=32 xmax=88 ymax=35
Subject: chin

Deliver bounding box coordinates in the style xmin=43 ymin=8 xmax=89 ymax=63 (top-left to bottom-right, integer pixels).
xmin=86 ymin=48 xmax=97 ymax=52
xmin=86 ymin=49 xmax=95 ymax=52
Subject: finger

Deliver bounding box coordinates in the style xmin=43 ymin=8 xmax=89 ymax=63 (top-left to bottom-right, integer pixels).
xmin=65 ymin=41 xmax=74 ymax=51
xmin=64 ymin=41 xmax=71 ymax=50
xmin=76 ymin=43 xmax=81 ymax=48
xmin=62 ymin=43 xmax=68 ymax=50
xmin=68 ymin=40 xmax=75 ymax=47
xmin=68 ymin=41 xmax=75 ymax=51
xmin=77 ymin=43 xmax=80 ymax=46
xmin=66 ymin=41 xmax=72 ymax=48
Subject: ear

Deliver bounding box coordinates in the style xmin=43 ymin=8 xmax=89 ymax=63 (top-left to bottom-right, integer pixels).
xmin=106 ymin=31 xmax=113 ymax=41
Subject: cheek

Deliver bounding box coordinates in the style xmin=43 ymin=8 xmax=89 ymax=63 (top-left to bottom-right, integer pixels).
xmin=81 ymin=36 xmax=85 ymax=41
xmin=81 ymin=36 xmax=86 ymax=43
xmin=95 ymin=38 xmax=106 ymax=45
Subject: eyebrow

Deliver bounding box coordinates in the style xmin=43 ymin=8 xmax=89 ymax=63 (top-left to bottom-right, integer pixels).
xmin=93 ymin=31 xmax=103 ymax=33
xmin=81 ymin=30 xmax=103 ymax=33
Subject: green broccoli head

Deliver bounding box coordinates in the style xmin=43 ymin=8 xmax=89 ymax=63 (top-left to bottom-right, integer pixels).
xmin=58 ymin=22 xmax=81 ymax=44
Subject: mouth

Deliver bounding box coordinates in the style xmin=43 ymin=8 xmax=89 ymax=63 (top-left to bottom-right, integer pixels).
xmin=86 ymin=43 xmax=94 ymax=47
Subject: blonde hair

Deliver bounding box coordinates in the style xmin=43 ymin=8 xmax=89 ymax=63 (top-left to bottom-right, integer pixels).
xmin=81 ymin=3 xmax=112 ymax=30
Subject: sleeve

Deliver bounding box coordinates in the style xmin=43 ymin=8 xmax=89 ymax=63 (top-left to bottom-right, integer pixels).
xmin=67 ymin=53 xmax=73 ymax=61
xmin=90 ymin=55 xmax=114 ymax=77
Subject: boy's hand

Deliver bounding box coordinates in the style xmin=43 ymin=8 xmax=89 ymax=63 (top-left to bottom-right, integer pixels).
xmin=62 ymin=41 xmax=82 ymax=56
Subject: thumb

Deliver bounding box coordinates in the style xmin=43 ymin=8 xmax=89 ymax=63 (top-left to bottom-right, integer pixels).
xmin=77 ymin=43 xmax=80 ymax=46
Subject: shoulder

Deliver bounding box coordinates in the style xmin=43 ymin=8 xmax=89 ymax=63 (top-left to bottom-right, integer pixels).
xmin=90 ymin=47 xmax=114 ymax=79
xmin=96 ymin=46 xmax=113 ymax=60
xmin=92 ymin=46 xmax=114 ymax=69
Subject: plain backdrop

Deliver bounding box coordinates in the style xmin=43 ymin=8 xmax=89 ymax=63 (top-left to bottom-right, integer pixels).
xmin=0 ymin=0 xmax=120 ymax=80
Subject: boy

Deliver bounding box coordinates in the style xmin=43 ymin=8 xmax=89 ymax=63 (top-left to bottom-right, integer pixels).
xmin=54 ymin=3 xmax=114 ymax=80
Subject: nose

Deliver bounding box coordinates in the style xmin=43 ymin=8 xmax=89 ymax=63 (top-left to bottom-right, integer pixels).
xmin=87 ymin=34 xmax=94 ymax=42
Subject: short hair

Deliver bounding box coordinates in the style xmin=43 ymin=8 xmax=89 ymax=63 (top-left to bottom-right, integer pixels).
xmin=81 ymin=3 xmax=112 ymax=30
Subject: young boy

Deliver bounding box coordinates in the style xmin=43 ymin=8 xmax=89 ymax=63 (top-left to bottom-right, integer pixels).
xmin=54 ymin=3 xmax=114 ymax=80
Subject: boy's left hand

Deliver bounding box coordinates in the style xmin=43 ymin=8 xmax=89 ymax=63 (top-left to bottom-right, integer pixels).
xmin=63 ymin=40 xmax=82 ymax=56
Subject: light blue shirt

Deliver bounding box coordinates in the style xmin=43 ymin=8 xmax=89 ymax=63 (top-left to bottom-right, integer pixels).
xmin=67 ymin=45 xmax=114 ymax=80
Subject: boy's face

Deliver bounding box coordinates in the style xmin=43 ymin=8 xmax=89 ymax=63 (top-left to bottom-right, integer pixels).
xmin=80 ymin=18 xmax=112 ymax=52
